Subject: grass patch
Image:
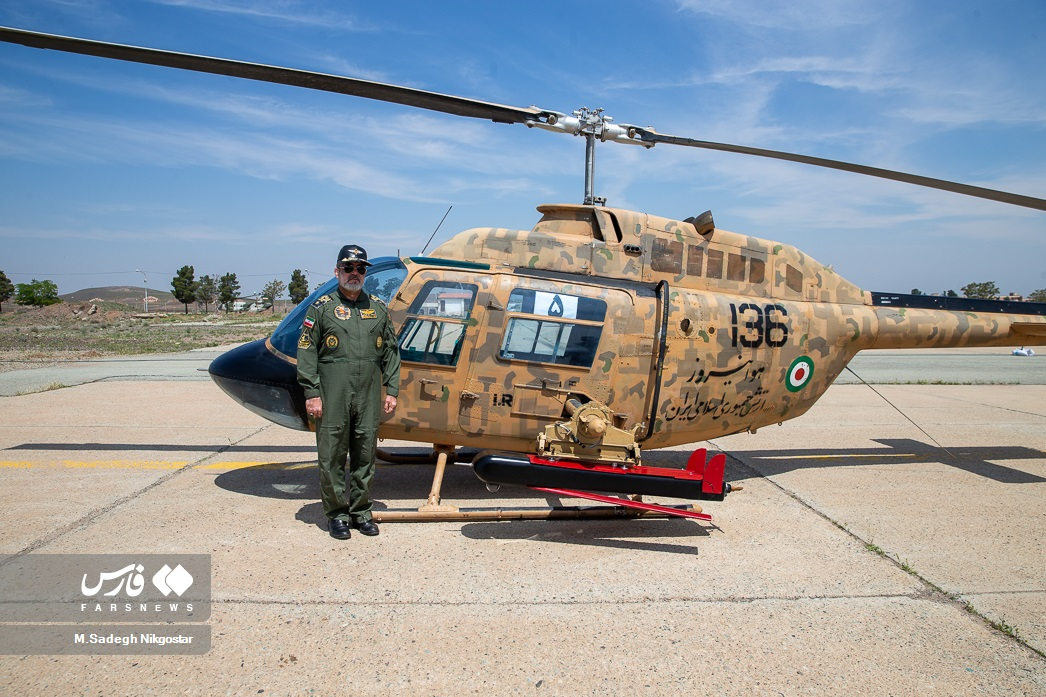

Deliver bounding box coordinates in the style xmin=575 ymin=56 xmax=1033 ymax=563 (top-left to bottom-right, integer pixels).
xmin=16 ymin=381 xmax=66 ymax=396
xmin=989 ymin=617 xmax=1023 ymax=640
xmin=0 ymin=309 xmax=285 ymax=358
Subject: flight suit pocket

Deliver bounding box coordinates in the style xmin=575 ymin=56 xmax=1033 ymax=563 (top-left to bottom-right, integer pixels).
xmin=365 ymin=317 xmax=383 ymax=354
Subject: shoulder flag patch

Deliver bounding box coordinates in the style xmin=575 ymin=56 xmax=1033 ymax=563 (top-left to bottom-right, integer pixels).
xmin=303 ymin=317 xmax=315 ymax=329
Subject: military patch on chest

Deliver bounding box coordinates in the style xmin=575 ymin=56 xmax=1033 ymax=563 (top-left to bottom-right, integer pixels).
xmin=334 ymin=305 xmax=351 ymax=320
xmin=360 ymin=308 xmax=377 ymax=319
xmin=325 ymin=334 xmax=339 ymax=349
xmin=298 ymin=331 xmax=311 ymax=349
xmin=376 ymin=335 xmax=383 ymax=349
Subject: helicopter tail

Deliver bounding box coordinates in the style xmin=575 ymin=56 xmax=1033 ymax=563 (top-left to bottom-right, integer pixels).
xmin=869 ymin=292 xmax=1046 ymax=350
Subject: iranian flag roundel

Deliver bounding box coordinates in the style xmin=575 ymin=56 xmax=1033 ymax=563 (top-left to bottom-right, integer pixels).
xmin=786 ymin=356 xmax=815 ymax=392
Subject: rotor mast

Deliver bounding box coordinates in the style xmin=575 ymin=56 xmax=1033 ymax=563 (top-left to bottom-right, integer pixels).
xmin=580 ymin=108 xmax=606 ymax=206
xmin=527 ymin=106 xmax=651 ymax=206
xmin=584 ymin=129 xmax=600 ymax=206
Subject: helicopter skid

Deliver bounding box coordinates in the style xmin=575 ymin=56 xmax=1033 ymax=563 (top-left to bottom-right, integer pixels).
xmin=372 ymin=501 xmax=705 ymax=523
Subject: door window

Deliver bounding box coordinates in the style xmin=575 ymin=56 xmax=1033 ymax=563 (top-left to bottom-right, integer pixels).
xmin=499 ymin=289 xmax=606 ymax=367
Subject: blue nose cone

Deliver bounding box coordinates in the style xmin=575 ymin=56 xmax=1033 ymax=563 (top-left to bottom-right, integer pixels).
xmin=208 ymin=339 xmax=308 ymax=430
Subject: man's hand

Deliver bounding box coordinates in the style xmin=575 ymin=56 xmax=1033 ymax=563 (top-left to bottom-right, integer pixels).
xmin=383 ymin=395 xmax=398 ymax=414
xmin=306 ymin=396 xmax=323 ymax=420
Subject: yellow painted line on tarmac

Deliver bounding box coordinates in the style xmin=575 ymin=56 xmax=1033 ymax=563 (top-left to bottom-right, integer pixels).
xmin=0 ymin=460 xmax=189 ymax=469
xmin=195 ymin=461 xmax=314 ymax=471
xmin=0 ymin=460 xmax=316 ymax=471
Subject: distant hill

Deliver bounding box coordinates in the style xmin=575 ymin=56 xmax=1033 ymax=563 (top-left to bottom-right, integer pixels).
xmin=61 ymin=286 xmax=177 ymax=304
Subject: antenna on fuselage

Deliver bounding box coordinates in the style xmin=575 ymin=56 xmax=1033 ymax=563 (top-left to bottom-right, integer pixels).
xmin=420 ymin=205 xmax=453 ymax=256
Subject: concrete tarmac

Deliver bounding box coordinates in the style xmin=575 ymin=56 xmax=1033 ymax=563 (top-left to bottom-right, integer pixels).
xmin=0 ymin=352 xmax=1044 ymax=694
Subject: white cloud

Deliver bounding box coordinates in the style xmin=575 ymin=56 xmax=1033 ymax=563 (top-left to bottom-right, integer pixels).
xmin=144 ymin=0 xmax=369 ymax=30
xmin=673 ymin=0 xmax=880 ymax=31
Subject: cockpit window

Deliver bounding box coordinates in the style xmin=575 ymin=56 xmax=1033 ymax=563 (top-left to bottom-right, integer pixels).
xmin=268 ymin=257 xmax=406 ymax=358
xmin=398 ymin=280 xmax=478 ymax=366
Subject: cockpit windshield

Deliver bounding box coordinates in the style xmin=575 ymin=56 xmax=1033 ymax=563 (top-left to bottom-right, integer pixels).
xmin=268 ymin=257 xmax=407 ymax=358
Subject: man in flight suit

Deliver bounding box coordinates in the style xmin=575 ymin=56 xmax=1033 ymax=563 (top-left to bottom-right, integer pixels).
xmin=297 ymin=245 xmax=401 ymax=539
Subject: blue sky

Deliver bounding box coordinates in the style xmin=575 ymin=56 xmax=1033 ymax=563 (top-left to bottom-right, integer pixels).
xmin=1 ymin=0 xmax=1044 ymax=299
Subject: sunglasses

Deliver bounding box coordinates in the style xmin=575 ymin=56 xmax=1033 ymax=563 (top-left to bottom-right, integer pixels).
xmin=339 ymin=264 xmax=367 ymax=274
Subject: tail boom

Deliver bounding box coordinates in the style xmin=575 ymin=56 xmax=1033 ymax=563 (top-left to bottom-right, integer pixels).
xmin=868 ymin=293 xmax=1046 ymax=350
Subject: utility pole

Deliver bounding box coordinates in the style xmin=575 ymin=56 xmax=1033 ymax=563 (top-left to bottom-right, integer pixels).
xmin=135 ymin=269 xmax=148 ymax=312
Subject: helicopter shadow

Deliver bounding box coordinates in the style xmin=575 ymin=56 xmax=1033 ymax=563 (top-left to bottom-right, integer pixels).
xmin=728 ymin=438 xmax=1046 ymax=485
xmin=458 ymin=518 xmax=712 ymax=556
xmin=213 ymin=458 xmax=567 ymax=504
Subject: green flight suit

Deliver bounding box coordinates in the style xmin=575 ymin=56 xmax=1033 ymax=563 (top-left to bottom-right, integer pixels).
xmin=297 ymin=289 xmax=401 ymax=524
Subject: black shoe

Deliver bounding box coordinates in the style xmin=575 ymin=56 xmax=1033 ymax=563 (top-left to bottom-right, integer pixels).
xmin=354 ymin=519 xmax=379 ymax=536
xmin=328 ymin=519 xmax=351 ymax=540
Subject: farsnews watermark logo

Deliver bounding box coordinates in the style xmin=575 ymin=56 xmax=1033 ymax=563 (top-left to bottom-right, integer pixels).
xmin=80 ymin=562 xmax=194 ymax=598
xmin=76 ymin=558 xmax=203 ymax=616
xmin=0 ymin=554 xmax=210 ymax=621
xmin=0 ymin=554 xmax=211 ymax=655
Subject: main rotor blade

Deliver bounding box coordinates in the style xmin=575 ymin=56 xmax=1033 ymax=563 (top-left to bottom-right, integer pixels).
xmin=4 ymin=26 xmax=1043 ymax=213
xmin=633 ymin=128 xmax=1046 ymax=212
xmin=0 ymin=26 xmax=547 ymax=125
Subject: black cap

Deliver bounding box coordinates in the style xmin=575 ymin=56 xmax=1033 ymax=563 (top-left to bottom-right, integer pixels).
xmin=337 ymin=244 xmax=371 ymax=266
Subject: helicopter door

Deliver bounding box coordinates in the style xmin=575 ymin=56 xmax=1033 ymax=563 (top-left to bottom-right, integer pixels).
xmin=395 ymin=276 xmax=488 ymax=439
xmin=459 ymin=276 xmax=639 ymax=438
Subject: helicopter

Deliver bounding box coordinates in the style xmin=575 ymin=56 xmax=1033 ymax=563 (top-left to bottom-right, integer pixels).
xmin=3 ymin=26 xmax=1045 ymax=521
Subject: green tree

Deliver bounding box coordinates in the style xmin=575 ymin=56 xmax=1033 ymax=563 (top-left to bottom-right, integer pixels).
xmin=961 ymin=281 xmax=999 ymax=299
xmin=0 ymin=270 xmax=14 ymax=312
xmin=368 ymin=275 xmax=402 ymax=304
xmin=289 ymin=269 xmax=309 ymax=305
xmin=1029 ymin=288 xmax=1046 ymax=303
xmin=910 ymin=288 xmax=922 ymax=295
xmin=261 ymin=279 xmax=286 ymax=313
xmin=218 ymin=273 xmax=240 ymax=313
xmin=15 ymin=279 xmax=61 ymax=307
xmin=171 ymin=265 xmax=198 ymax=314
xmin=196 ymin=275 xmax=217 ymax=313
xmin=944 ymin=289 xmax=958 ymax=298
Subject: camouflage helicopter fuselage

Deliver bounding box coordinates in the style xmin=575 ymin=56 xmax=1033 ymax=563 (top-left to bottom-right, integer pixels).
xmin=375 ymin=204 xmax=1046 ymax=455
xmin=211 ymin=203 xmax=1046 ymax=461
